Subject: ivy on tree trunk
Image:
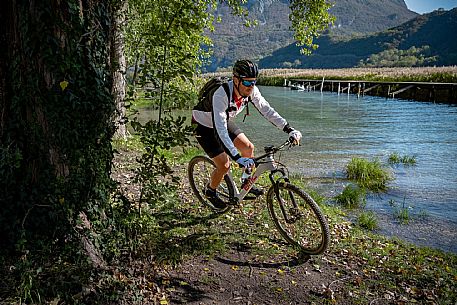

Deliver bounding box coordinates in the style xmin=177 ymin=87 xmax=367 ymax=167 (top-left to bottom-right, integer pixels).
xmin=0 ymin=0 xmax=116 ymax=255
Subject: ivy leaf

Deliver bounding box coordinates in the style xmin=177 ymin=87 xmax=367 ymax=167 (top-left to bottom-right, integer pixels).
xmin=60 ymin=80 xmax=69 ymax=91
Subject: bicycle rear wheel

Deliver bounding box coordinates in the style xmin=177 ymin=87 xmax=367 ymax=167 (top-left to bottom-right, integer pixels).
xmin=188 ymin=155 xmax=234 ymax=210
xmin=267 ymin=182 xmax=330 ymax=255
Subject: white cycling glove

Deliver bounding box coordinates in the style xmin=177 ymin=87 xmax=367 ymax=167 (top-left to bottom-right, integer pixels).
xmin=236 ymin=157 xmax=255 ymax=168
xmin=289 ymin=129 xmax=302 ymax=145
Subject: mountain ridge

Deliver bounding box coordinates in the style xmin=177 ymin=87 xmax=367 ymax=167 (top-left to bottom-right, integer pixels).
xmin=259 ymin=8 xmax=457 ymax=68
xmin=206 ymin=0 xmax=418 ymax=71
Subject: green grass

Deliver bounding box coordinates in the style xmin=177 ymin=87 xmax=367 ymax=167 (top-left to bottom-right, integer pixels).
xmin=334 ymin=184 xmax=366 ymax=209
xmin=388 ymin=152 xmax=417 ymax=166
xmin=388 ymin=152 xmax=401 ymax=164
xmin=395 ymin=206 xmax=410 ymax=224
xmin=346 ymin=157 xmax=392 ymax=192
xmin=357 ymin=210 xmax=378 ymax=231
xmin=112 ymin=135 xmax=144 ymax=151
xmin=400 ymin=155 xmax=417 ymax=165
xmin=390 ymin=198 xmax=412 ymax=225
xmin=173 ymin=146 xmax=204 ymax=164
xmin=288 ymin=173 xmax=327 ymax=206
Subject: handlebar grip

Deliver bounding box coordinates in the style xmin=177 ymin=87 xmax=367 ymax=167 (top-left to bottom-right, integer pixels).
xmin=289 ymin=136 xmax=299 ymax=145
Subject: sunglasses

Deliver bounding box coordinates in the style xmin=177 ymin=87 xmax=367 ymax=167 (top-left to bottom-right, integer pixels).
xmin=240 ymin=79 xmax=257 ymax=87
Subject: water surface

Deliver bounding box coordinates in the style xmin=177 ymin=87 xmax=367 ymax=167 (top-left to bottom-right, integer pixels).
xmin=237 ymin=86 xmax=457 ymax=253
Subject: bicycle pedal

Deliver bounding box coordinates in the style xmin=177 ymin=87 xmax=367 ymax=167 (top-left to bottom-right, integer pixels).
xmin=243 ymin=195 xmax=258 ymax=200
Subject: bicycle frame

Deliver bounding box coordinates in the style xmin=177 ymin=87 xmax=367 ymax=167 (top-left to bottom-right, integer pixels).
xmin=226 ymin=142 xmax=290 ymax=205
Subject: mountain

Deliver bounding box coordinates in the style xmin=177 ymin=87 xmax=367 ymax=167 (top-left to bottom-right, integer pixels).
xmin=205 ymin=0 xmax=418 ymax=71
xmin=259 ymin=8 xmax=457 ymax=68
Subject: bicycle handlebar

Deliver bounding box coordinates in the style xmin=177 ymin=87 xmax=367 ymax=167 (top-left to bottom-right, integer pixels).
xmin=254 ymin=139 xmax=296 ymax=162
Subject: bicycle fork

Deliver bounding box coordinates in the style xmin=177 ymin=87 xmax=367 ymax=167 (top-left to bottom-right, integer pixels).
xmin=270 ymin=169 xmax=301 ymax=224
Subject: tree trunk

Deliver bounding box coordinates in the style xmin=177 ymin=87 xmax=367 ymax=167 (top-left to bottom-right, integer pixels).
xmin=0 ymin=0 xmax=115 ymax=256
xmin=112 ymin=0 xmax=128 ymax=140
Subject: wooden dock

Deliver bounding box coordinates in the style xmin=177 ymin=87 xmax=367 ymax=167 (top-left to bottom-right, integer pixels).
xmin=287 ymin=79 xmax=457 ymax=104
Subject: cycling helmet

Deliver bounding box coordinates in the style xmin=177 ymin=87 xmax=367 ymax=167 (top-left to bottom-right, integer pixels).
xmin=233 ymin=59 xmax=259 ymax=78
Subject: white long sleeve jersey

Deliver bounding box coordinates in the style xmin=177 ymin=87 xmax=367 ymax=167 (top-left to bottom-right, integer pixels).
xmin=192 ymin=80 xmax=288 ymax=160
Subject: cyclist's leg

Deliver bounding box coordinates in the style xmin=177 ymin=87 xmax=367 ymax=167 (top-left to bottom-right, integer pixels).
xmin=233 ymin=132 xmax=254 ymax=158
xmin=195 ymin=121 xmax=250 ymax=189
xmin=194 ymin=123 xmax=230 ymax=189
xmin=209 ymin=152 xmax=230 ymax=189
xmin=204 ymin=121 xmax=246 ymax=188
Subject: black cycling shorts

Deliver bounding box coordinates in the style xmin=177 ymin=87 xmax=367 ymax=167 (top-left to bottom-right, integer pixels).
xmin=194 ymin=121 xmax=242 ymax=158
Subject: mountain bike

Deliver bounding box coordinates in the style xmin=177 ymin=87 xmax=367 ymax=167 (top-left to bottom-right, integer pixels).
xmin=187 ymin=139 xmax=330 ymax=255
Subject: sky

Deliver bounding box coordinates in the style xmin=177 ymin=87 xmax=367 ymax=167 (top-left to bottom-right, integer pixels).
xmin=403 ymin=0 xmax=457 ymax=14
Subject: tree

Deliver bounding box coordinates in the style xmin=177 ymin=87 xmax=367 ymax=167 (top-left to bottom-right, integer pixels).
xmin=290 ymin=0 xmax=335 ymax=54
xmin=0 ymin=0 xmax=115 ymax=261
xmin=124 ymin=0 xmax=335 ymax=109
xmin=124 ymin=0 xmax=227 ymax=109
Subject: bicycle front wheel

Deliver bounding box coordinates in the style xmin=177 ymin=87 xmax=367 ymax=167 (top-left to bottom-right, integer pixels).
xmin=188 ymin=155 xmax=234 ymax=210
xmin=267 ymin=182 xmax=330 ymax=255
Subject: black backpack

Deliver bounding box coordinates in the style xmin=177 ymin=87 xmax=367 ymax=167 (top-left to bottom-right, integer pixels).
xmin=194 ymin=76 xmax=231 ymax=112
xmin=193 ymin=76 xmax=251 ymax=121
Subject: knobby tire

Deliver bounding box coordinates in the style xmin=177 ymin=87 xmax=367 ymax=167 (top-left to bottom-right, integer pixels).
xmin=267 ymin=182 xmax=330 ymax=255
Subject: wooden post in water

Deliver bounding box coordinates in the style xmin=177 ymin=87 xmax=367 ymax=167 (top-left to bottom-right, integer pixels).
xmin=348 ymin=83 xmax=351 ymax=97
xmin=321 ymin=77 xmax=325 ymax=92
xmin=338 ymin=82 xmax=341 ymax=95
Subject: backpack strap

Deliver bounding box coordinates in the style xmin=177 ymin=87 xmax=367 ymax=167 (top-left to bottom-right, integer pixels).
xmin=223 ymin=82 xmax=236 ymax=119
xmin=242 ymin=96 xmax=252 ymax=122
xmin=221 ymin=82 xmax=230 ymax=102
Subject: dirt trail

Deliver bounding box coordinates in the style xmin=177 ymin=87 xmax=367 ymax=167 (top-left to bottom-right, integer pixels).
xmin=161 ymin=248 xmax=358 ymax=305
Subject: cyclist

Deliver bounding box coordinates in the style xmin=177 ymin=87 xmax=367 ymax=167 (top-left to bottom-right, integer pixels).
xmin=192 ymin=59 xmax=302 ymax=210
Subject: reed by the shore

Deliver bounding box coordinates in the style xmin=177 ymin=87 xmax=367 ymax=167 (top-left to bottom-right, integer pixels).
xmin=205 ymin=66 xmax=457 ymax=84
